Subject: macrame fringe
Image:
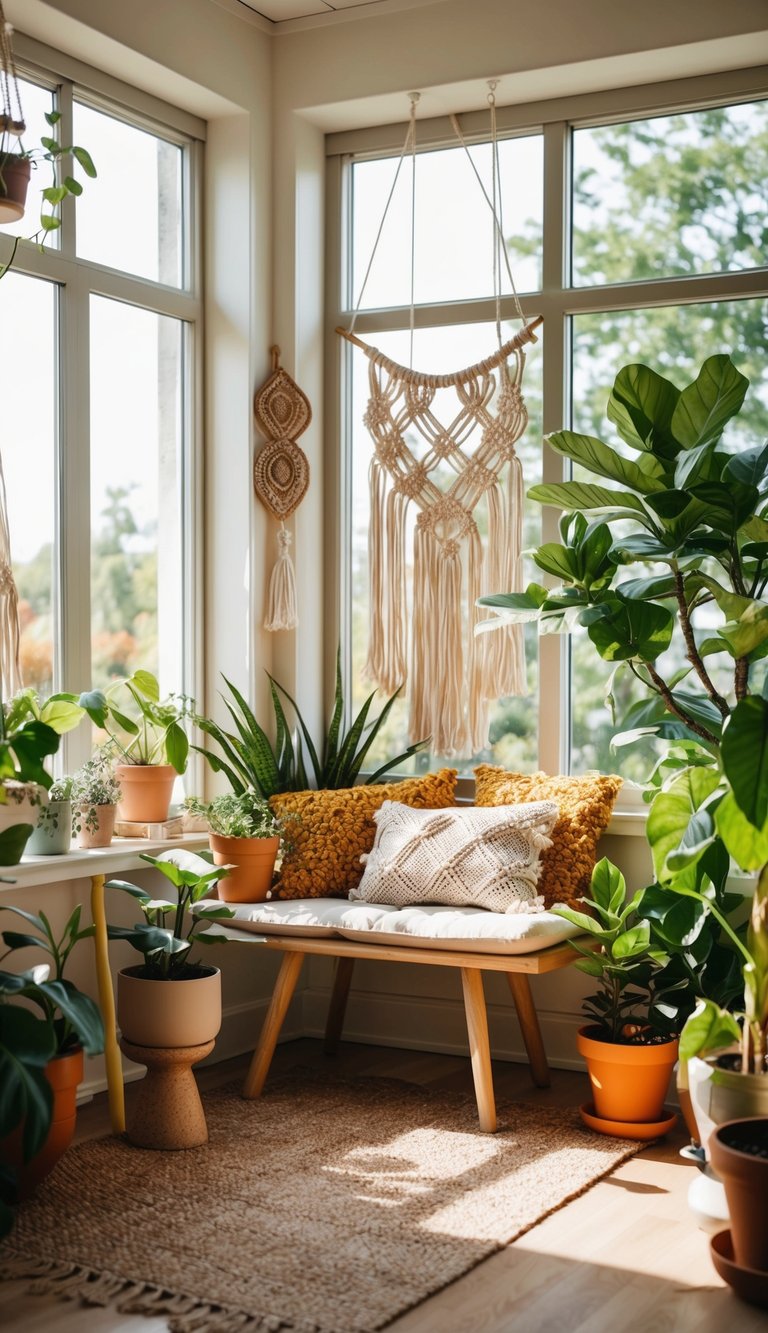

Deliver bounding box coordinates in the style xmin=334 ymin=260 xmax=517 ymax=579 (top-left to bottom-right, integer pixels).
xmin=0 ymin=447 xmax=22 ymax=695
xmin=264 ymin=523 xmax=298 ymax=633
xmin=0 ymin=1254 xmax=320 ymax=1333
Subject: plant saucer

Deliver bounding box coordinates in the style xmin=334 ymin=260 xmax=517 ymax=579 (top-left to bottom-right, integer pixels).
xmin=710 ymin=1230 xmax=768 ymax=1309
xmin=579 ymin=1103 xmax=678 ymax=1140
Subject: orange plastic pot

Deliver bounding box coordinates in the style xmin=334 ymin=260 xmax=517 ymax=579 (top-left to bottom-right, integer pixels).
xmin=209 ymin=833 xmax=280 ymax=903
xmin=577 ymin=1026 xmax=679 ymax=1124
xmin=116 ymin=764 xmax=175 ymax=823
xmin=2 ymin=1046 xmax=84 ymax=1199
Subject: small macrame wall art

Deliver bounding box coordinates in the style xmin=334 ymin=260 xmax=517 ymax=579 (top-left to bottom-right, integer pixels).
xmin=339 ymin=86 xmax=542 ymax=757
xmin=253 ymin=347 xmax=311 ymax=632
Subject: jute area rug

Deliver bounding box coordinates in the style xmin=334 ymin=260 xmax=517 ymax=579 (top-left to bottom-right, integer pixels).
xmin=1 ymin=1070 xmax=645 ymax=1333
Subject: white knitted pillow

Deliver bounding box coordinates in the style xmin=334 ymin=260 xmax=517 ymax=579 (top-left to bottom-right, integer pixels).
xmin=349 ymin=800 xmax=558 ymax=914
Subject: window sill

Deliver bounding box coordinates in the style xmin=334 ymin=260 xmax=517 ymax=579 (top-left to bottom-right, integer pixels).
xmin=0 ymin=834 xmax=209 ymax=892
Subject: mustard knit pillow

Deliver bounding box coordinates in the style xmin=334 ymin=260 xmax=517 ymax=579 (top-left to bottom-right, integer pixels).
xmin=269 ymin=769 xmax=458 ymax=900
xmin=473 ymin=767 xmax=622 ymax=909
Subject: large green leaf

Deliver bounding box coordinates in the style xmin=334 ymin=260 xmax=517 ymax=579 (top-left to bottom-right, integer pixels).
xmin=527 ymin=481 xmax=647 ymax=516
xmin=671 ymin=354 xmax=749 ymax=451
xmin=543 ymin=432 xmax=664 ymax=493
xmin=674 ymin=439 xmax=723 ymax=490
xmin=164 ymin=720 xmax=189 ymax=775
xmin=0 ymin=1004 xmax=55 ymax=1159
xmin=532 ymin=543 xmax=580 ymax=583
xmin=586 ymin=597 xmax=673 ymax=663
xmin=679 ymin=998 xmax=741 ymax=1062
xmin=721 ymin=696 xmax=768 ymax=830
xmin=607 ymin=364 xmax=680 ymax=460
xmin=723 ymin=440 xmax=768 ymax=489
xmin=646 ymin=767 xmax=722 ymax=881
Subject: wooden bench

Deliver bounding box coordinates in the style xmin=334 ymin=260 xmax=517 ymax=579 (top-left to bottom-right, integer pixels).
xmin=238 ymin=930 xmax=585 ymax=1132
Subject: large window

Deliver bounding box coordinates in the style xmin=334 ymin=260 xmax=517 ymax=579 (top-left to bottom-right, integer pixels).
xmin=0 ymin=62 xmax=202 ymax=773
xmin=331 ymin=76 xmax=768 ymax=787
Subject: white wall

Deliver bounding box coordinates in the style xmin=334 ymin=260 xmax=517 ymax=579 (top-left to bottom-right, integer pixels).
xmin=4 ymin=0 xmax=767 ymax=1092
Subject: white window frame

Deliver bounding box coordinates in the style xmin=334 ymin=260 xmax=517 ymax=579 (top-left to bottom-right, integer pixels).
xmin=1 ymin=36 xmax=205 ymax=780
xmin=325 ymin=64 xmax=768 ymax=794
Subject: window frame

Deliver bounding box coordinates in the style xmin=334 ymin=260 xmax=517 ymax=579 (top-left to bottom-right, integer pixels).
xmin=325 ymin=64 xmax=768 ymax=798
xmin=0 ymin=39 xmax=205 ymax=780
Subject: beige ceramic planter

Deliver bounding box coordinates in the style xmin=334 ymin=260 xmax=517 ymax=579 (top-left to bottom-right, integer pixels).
xmin=116 ymin=764 xmax=175 ymax=823
xmin=117 ymin=965 xmax=222 ymax=1048
xmin=75 ymin=802 xmax=116 ymax=849
xmin=209 ymin=833 xmax=280 ymax=902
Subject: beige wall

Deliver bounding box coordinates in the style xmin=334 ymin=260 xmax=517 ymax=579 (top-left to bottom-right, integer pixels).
xmin=3 ymin=0 xmax=767 ymax=1088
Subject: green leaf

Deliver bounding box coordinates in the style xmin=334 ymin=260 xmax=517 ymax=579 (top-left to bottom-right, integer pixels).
xmin=0 ymin=826 xmax=33 ymax=864
xmin=528 ymin=481 xmax=648 ymax=515
xmin=42 ymin=185 xmax=68 ymax=206
xmin=671 ymin=354 xmax=749 ymax=451
xmin=586 ymin=597 xmax=673 ymax=663
xmin=679 ymin=998 xmax=741 ymax=1062
xmin=544 ymin=431 xmax=664 ymax=493
xmin=723 ymin=441 xmax=768 ymax=489
xmin=721 ymin=696 xmax=768 ymax=830
xmin=613 ymin=923 xmax=651 ymax=959
xmin=607 ymin=364 xmax=681 ymax=460
xmin=40 ymin=136 xmax=59 ymax=153
xmin=590 ymin=857 xmax=625 ymax=914
xmin=38 ymin=698 xmax=84 ymax=735
xmin=39 ymin=215 xmax=61 ymax=232
xmin=72 ymin=145 xmax=97 ymax=177
xmin=665 ymin=808 xmax=716 ymax=872
xmin=532 ymin=543 xmax=580 ymax=583
xmin=164 ymin=720 xmax=189 ymax=774
xmin=646 ymin=767 xmax=722 ymax=881
xmin=130 ymin=670 xmax=160 ymax=702
xmin=674 ymin=439 xmax=721 ymax=490
xmin=63 ymin=175 xmax=83 ymax=196
xmin=44 ymin=110 xmax=61 ymax=126
xmin=617 ymin=574 xmax=676 ymax=600
xmin=78 ymin=689 xmax=108 ymax=727
xmin=715 ymin=791 xmax=768 ymax=873
xmin=0 ymin=1006 xmax=55 ymax=1160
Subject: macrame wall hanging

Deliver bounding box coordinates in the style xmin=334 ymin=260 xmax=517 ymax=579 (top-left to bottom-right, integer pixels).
xmin=253 ymin=346 xmax=311 ymax=632
xmin=0 ymin=448 xmax=22 ymax=697
xmin=338 ymin=86 xmax=542 ymax=757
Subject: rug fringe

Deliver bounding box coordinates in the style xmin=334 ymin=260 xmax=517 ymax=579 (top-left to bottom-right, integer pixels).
xmin=0 ymin=1253 xmax=320 ymax=1332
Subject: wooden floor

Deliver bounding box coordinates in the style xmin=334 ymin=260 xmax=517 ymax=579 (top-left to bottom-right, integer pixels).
xmin=0 ymin=1038 xmax=762 ymax=1332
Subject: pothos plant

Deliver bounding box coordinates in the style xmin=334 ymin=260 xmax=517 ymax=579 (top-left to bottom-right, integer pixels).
xmin=80 ymin=670 xmax=193 ymax=774
xmin=479 ymin=353 xmax=768 ymax=1031
xmin=0 ymin=111 xmax=96 ymax=280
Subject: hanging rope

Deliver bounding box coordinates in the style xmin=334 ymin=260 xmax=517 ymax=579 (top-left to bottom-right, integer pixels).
xmin=0 ymin=3 xmax=25 ymax=137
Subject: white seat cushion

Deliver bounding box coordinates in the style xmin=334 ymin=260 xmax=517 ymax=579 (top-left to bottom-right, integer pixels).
xmin=215 ymin=897 xmax=582 ymax=956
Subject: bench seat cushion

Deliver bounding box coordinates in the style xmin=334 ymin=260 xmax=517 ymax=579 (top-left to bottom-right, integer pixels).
xmin=216 ymin=897 xmax=582 ymax=956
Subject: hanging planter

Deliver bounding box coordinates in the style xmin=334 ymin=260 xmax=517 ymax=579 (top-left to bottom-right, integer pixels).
xmin=0 ymin=151 xmax=30 ymax=223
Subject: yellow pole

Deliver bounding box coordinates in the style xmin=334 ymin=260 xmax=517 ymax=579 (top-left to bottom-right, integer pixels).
xmin=90 ymin=873 xmax=125 ymax=1134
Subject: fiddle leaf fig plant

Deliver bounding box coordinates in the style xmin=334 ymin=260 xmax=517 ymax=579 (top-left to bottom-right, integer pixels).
xmin=479 ymin=354 xmax=767 ymax=751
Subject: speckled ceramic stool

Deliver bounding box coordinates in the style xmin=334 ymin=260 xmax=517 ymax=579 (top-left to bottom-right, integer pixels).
xmin=120 ymin=1038 xmax=215 ymax=1150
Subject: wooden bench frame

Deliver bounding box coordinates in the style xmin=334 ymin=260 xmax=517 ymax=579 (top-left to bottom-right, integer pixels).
xmin=242 ymin=934 xmax=584 ymax=1132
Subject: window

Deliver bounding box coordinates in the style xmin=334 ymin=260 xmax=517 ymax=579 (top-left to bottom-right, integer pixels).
xmin=0 ymin=62 xmax=202 ymax=773
xmin=331 ymin=77 xmax=768 ymax=785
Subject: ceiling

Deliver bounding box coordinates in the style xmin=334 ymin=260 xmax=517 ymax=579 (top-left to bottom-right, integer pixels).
xmin=237 ymin=0 xmax=438 ymax=24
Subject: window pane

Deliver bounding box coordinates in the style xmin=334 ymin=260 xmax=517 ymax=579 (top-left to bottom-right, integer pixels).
xmin=350 ymin=321 xmax=542 ymax=774
xmin=2 ymin=78 xmax=56 ymax=242
xmin=569 ymin=298 xmax=768 ymax=781
xmin=75 ymin=104 xmax=183 ymax=285
xmin=351 ymin=136 xmax=542 ymax=309
xmin=90 ymin=297 xmax=184 ymax=692
xmin=572 ymin=101 xmax=768 ymax=285
xmin=0 ymin=274 xmax=56 ymax=693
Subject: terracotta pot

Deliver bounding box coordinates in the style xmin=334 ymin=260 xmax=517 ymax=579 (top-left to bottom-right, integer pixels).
xmin=687 ymin=1048 xmax=768 ymax=1157
xmin=117 ymin=965 xmax=222 ymax=1048
xmin=209 ymin=833 xmax=280 ymax=903
xmin=75 ymin=802 xmax=116 ymax=849
xmin=0 ymin=153 xmax=31 ymax=223
xmin=577 ymin=1025 xmax=679 ymax=1124
xmin=2 ymin=1046 xmax=84 ymax=1199
xmin=116 ymin=764 xmax=176 ymax=823
xmin=26 ymin=800 xmax=72 ymax=856
xmin=710 ymin=1118 xmax=768 ymax=1272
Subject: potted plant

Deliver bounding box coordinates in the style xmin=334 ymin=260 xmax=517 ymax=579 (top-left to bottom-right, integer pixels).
xmin=194 ymin=647 xmax=427 ymax=800
xmin=183 ymin=791 xmax=290 ymax=903
xmin=26 ymin=776 xmax=73 ymax=856
xmin=478 ymin=352 xmax=766 ymax=1105
xmin=0 ymin=109 xmax=96 ymax=276
xmin=71 ymin=753 xmax=121 ymax=849
xmin=0 ymin=901 xmax=104 ymax=1228
xmin=81 ymin=670 xmax=193 ymax=824
xmin=106 ymin=849 xmax=235 ymax=1048
xmin=0 ymin=690 xmax=60 ymax=865
xmin=552 ymin=857 xmax=682 ymax=1135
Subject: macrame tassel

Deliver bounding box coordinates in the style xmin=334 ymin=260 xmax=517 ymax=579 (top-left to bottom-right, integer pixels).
xmin=433 ymin=545 xmax=466 ymax=756
xmin=466 ymin=525 xmax=489 ymax=755
xmin=502 ymin=452 xmax=527 ymax=696
xmin=381 ymin=487 xmax=408 ymax=693
xmin=0 ymin=452 xmax=21 ymax=696
xmin=264 ymin=523 xmax=298 ymax=632
xmin=409 ymin=521 xmax=432 ymax=745
xmin=364 ymin=458 xmax=387 ymax=682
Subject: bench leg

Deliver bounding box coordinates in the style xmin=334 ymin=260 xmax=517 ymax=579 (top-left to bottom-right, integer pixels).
xmin=507 ymin=973 xmax=550 ymax=1088
xmin=243 ymin=951 xmax=304 ymax=1098
xmin=460 ymin=967 xmax=497 ymax=1133
xmin=324 ymin=956 xmax=355 ymax=1056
